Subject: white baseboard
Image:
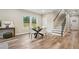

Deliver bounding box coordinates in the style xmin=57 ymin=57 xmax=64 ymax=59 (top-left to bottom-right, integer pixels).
xmin=15 ymin=32 xmax=28 ymax=36
xmin=15 ymin=32 xmax=35 ymax=36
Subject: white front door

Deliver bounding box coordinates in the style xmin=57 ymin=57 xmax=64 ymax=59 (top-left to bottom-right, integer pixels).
xmin=70 ymin=16 xmax=79 ymax=30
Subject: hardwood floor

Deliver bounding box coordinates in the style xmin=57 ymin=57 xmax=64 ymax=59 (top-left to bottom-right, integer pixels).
xmin=1 ymin=30 xmax=79 ymax=49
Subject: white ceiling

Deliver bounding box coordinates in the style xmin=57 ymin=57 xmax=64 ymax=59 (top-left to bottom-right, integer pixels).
xmin=64 ymin=9 xmax=79 ymax=16
xmin=24 ymin=9 xmax=79 ymax=15
xmin=26 ymin=9 xmax=60 ymax=15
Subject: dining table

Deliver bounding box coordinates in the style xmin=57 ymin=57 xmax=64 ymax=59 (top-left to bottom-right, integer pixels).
xmin=32 ymin=27 xmax=44 ymax=38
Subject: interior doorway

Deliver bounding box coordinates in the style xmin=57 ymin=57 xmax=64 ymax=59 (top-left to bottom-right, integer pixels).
xmin=69 ymin=16 xmax=79 ymax=48
xmin=70 ymin=16 xmax=79 ymax=30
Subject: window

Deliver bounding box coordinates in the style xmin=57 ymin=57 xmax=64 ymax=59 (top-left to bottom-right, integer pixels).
xmin=32 ymin=17 xmax=37 ymax=28
xmin=23 ymin=16 xmax=30 ymax=31
xmin=23 ymin=16 xmax=37 ymax=32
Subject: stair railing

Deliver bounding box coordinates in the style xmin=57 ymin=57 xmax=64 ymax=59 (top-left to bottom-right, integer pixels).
xmin=53 ymin=9 xmax=62 ymax=21
xmin=61 ymin=16 xmax=66 ymax=37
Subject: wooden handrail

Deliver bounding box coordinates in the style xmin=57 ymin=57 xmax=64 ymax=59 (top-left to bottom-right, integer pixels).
xmin=53 ymin=9 xmax=62 ymax=21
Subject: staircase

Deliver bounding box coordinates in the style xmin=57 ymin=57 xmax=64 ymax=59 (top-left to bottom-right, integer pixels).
xmin=51 ymin=10 xmax=66 ymax=36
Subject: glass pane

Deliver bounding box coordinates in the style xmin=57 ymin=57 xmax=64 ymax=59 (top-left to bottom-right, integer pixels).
xmin=32 ymin=17 xmax=36 ymax=28
xmin=23 ymin=16 xmax=30 ymax=32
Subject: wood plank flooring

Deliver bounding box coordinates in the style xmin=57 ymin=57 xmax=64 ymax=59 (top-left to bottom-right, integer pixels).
xmin=1 ymin=30 xmax=79 ymax=49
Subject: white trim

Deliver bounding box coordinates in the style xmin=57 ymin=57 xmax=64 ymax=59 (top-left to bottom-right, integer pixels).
xmin=15 ymin=32 xmax=27 ymax=36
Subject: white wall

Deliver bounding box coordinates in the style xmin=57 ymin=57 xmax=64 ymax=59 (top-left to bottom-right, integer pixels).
xmin=0 ymin=9 xmax=42 ymax=35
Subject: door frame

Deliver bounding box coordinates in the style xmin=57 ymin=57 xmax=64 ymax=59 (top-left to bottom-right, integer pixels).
xmin=70 ymin=16 xmax=79 ymax=30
